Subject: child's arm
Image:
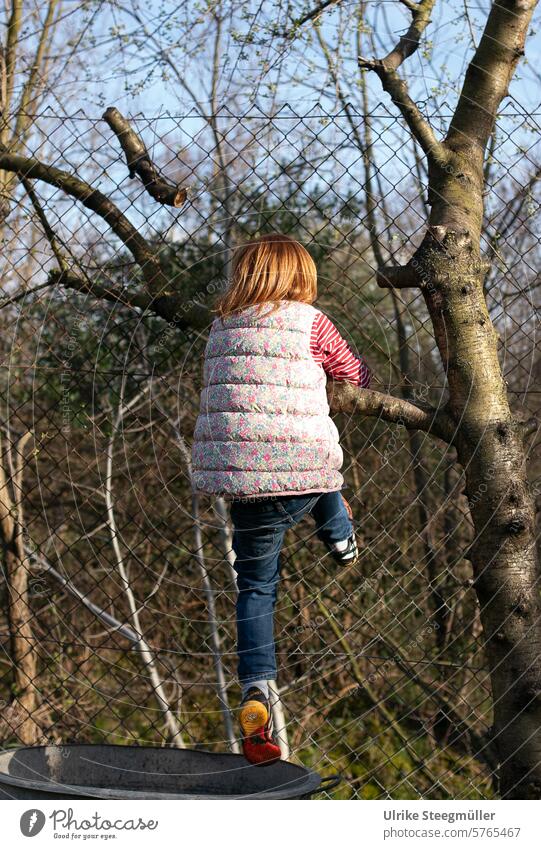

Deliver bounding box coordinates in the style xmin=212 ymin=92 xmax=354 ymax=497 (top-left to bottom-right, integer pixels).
xmin=310 ymin=311 xmax=371 ymax=387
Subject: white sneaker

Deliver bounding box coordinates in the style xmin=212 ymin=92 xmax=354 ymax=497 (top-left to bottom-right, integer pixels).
xmin=328 ymin=535 xmax=359 ymax=564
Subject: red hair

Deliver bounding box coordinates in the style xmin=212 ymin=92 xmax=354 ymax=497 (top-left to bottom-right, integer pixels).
xmin=216 ymin=233 xmax=317 ymax=317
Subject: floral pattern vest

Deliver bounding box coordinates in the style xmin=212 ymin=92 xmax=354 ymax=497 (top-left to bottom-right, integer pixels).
xmin=191 ymin=300 xmax=344 ymax=497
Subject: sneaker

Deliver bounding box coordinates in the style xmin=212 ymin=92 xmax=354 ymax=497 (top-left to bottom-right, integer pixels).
xmin=328 ymin=534 xmax=359 ymax=565
xmin=239 ymin=687 xmax=282 ymax=766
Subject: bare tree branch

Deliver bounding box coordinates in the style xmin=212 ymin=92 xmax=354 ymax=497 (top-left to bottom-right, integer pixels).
xmin=12 ymin=0 xmax=60 ymax=144
xmin=27 ymin=547 xmax=141 ymax=644
xmin=448 ymin=0 xmax=538 ymax=153
xmin=21 ymin=177 xmax=68 ymax=272
xmin=155 ymin=402 xmax=239 ymax=753
xmin=381 ymin=0 xmax=435 ymax=69
xmin=49 ymin=269 xmax=153 ymax=312
xmin=192 ymin=492 xmax=240 ymax=754
xmin=103 ymin=107 xmax=187 ymax=208
xmin=0 ymin=150 xmax=210 ymax=328
xmin=0 ymin=151 xmax=166 ymax=289
xmin=327 ymin=380 xmax=455 ymax=443
xmin=0 ymin=280 xmax=52 ymax=309
xmin=376 ymin=264 xmax=420 ymax=289
xmin=284 ymin=0 xmax=342 ymax=35
xmin=1 ymin=1 xmax=23 ymax=147
xmin=358 ymin=0 xmax=448 ymax=167
xmin=105 ymin=383 xmax=185 ymax=748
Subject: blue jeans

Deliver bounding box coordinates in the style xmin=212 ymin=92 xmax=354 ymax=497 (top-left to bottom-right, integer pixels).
xmin=229 ymin=490 xmax=353 ymax=685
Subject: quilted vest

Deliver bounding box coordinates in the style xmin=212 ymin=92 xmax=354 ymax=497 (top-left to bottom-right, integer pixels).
xmin=191 ymin=300 xmax=344 ymax=497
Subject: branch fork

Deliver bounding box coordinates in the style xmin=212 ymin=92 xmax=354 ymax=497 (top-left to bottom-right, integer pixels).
xmin=357 ymin=0 xmax=448 ymax=169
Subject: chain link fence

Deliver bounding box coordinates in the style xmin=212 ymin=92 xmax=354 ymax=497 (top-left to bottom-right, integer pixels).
xmin=0 ymin=101 xmax=539 ymax=799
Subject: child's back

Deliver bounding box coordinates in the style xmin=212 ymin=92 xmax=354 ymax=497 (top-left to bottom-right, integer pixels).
xmin=192 ymin=299 xmax=343 ymax=498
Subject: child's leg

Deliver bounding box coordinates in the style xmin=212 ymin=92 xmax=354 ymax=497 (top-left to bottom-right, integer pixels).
xmin=310 ymin=489 xmax=354 ymax=547
xmin=230 ymin=503 xmax=288 ymax=688
xmin=230 ymin=495 xmax=320 ymax=764
xmin=230 ymin=494 xmax=320 ymax=689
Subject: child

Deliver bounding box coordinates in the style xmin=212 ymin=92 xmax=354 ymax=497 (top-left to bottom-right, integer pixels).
xmin=191 ymin=233 xmax=371 ymax=764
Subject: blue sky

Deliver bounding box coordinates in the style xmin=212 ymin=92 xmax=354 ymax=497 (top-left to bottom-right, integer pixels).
xmin=50 ymin=1 xmax=541 ymax=121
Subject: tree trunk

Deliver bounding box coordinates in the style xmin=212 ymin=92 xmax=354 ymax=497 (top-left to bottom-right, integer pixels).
xmin=360 ymin=0 xmax=541 ymax=799
xmin=3 ymin=545 xmax=39 ymax=744
xmin=0 ymin=446 xmax=40 ymax=745
xmin=414 ymin=175 xmax=541 ymax=796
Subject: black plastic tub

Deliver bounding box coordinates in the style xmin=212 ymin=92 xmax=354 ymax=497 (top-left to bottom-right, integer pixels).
xmin=0 ymin=745 xmax=340 ymax=800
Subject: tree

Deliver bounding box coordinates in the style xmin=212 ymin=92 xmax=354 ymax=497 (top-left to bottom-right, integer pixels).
xmin=0 ymin=0 xmax=108 ymax=744
xmin=326 ymin=0 xmax=541 ymax=799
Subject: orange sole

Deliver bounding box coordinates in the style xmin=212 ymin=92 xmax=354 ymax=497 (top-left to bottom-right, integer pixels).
xmin=239 ymin=699 xmax=269 ymax=736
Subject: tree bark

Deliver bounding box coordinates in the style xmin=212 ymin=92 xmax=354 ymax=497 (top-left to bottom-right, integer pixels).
xmin=413 ymin=224 xmax=540 ymax=798
xmin=0 ymin=433 xmax=40 ymax=744
xmin=367 ymin=0 xmax=541 ymax=799
xmin=102 ymin=107 xmax=187 ymax=208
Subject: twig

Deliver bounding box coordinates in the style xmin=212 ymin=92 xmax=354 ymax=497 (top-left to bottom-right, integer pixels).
xmin=357 ymin=0 xmax=448 ymax=168
xmin=27 ymin=548 xmax=141 ymax=644
xmin=283 ymin=0 xmax=342 ymax=35
xmin=156 ymin=402 xmax=239 ymax=752
xmin=192 ymin=492 xmax=240 ymax=753
xmin=21 ymin=177 xmax=68 ymax=272
xmin=105 ymin=385 xmax=185 ymax=748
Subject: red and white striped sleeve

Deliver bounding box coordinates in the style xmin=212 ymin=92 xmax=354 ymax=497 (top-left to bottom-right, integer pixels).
xmin=310 ymin=311 xmax=371 ymax=388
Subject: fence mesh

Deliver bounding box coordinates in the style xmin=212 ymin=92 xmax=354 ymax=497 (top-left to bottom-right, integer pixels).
xmin=0 ymin=101 xmax=539 ymax=799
